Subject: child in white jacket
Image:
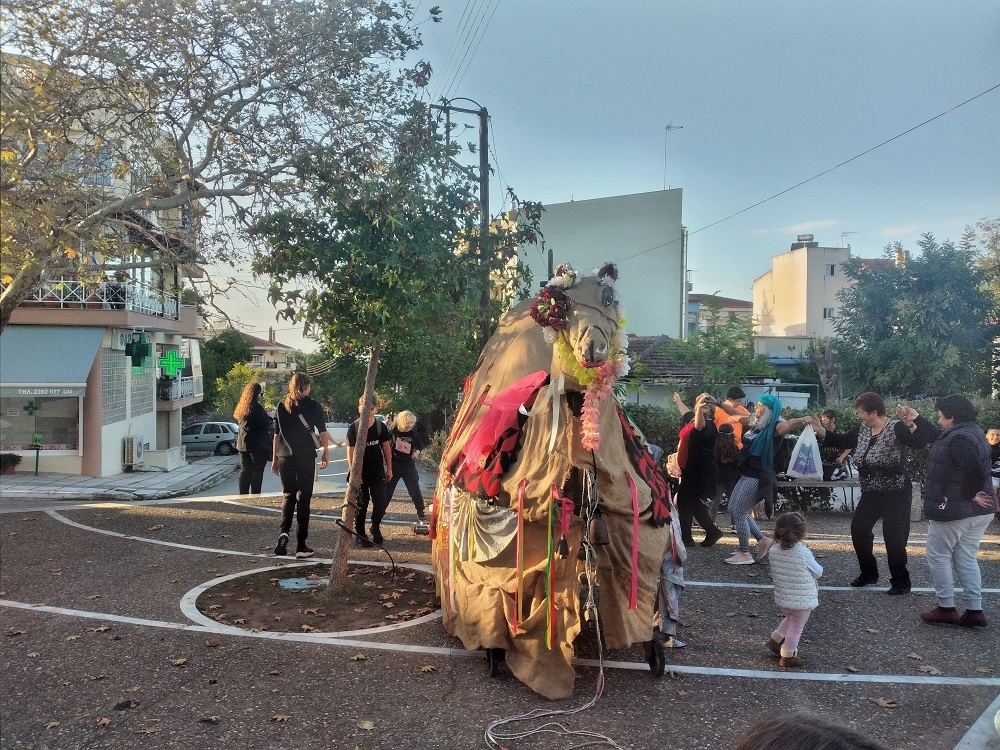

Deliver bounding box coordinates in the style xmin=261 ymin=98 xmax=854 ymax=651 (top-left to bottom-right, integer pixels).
xmin=766 ymin=511 xmax=822 ymax=668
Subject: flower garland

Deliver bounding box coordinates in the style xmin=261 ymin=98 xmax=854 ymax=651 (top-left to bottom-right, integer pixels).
xmin=529 ymin=285 xmax=569 ymax=332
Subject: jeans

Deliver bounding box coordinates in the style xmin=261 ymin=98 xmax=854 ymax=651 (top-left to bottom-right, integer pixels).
xmin=277 ymin=454 xmax=316 ymax=546
xmin=729 ymin=474 xmax=764 ymax=553
xmin=356 ymin=475 xmax=388 ymax=536
xmin=384 ymin=460 xmax=425 ymax=516
xmin=925 ymin=514 xmax=993 ymax=609
xmin=851 ymin=487 xmax=911 ymax=589
xmin=238 ymin=449 xmax=269 ymax=494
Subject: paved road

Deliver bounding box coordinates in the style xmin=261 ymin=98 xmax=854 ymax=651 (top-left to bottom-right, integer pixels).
xmin=2 ymin=496 xmax=998 ymax=749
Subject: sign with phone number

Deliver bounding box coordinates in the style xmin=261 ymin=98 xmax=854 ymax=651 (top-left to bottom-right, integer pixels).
xmin=0 ymin=387 xmax=86 ymax=397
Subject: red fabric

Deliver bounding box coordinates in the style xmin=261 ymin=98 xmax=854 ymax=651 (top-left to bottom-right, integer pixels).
xmin=676 ymin=423 xmax=695 ymax=470
xmin=616 ymin=404 xmax=672 ymax=527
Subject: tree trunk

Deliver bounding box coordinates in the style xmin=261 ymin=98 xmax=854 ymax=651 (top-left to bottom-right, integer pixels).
xmin=328 ymin=339 xmax=381 ymax=593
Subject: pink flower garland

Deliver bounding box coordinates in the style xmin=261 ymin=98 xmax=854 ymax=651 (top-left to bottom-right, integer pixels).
xmin=580 ymin=360 xmax=617 ymax=451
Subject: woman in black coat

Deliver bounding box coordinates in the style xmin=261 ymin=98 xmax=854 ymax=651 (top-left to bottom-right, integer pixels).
xmin=234 ymin=382 xmax=272 ymax=495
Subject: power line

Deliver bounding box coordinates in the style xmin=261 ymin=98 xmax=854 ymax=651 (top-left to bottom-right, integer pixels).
xmin=447 ymin=0 xmax=501 ymax=98
xmin=615 ymin=82 xmax=1000 ymax=264
xmin=439 ymin=0 xmax=497 ymax=101
xmin=431 ymin=0 xmax=478 ymax=102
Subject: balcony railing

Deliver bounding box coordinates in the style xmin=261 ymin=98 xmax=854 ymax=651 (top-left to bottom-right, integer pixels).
xmin=4 ymin=277 xmax=179 ymax=320
xmin=157 ymin=376 xmax=203 ymax=401
xmin=249 ymin=361 xmax=297 ymax=370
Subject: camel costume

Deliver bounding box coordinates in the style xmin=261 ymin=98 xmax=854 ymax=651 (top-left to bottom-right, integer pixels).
xmin=429 ymin=263 xmax=672 ymax=699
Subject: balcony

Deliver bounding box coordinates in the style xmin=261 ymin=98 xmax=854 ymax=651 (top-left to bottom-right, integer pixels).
xmin=6 ymin=278 xmax=197 ymax=335
xmin=156 ymin=375 xmax=203 ymax=411
xmin=249 ymin=361 xmax=297 ymax=371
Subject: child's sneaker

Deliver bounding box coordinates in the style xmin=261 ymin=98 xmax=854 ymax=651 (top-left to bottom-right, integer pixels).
xmin=295 ymin=545 xmax=314 ymax=559
xmin=779 ymin=653 xmax=802 ymax=668
xmin=274 ymin=532 xmax=289 ymax=556
xmin=724 ymin=551 xmax=754 ymax=565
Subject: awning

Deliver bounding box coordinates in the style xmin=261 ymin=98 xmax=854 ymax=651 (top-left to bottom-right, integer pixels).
xmin=0 ymin=325 xmax=105 ymax=397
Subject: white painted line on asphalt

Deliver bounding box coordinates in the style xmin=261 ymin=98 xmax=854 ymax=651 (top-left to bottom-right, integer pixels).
xmin=954 ymin=690 xmax=1000 ymax=749
xmin=3 ymin=597 xmax=1000 ymax=687
xmin=178 ymin=562 xmax=440 ymax=637
xmin=685 ymin=581 xmax=1000 ymax=594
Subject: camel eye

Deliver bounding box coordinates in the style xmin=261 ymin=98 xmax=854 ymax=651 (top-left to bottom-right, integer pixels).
xmin=601 ymin=287 xmax=615 ymax=307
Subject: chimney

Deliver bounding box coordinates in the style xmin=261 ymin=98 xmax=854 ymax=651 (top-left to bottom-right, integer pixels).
xmin=268 ymin=327 xmax=275 ymax=343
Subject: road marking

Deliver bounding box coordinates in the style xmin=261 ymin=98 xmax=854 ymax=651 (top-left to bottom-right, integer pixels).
xmin=954 ymin=691 xmax=1000 ymax=748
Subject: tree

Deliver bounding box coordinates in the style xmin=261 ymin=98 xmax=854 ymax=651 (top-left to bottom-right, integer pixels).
xmin=214 ymin=362 xmax=279 ymax=416
xmin=0 ymin=0 xmax=436 ymax=331
xmin=835 ymin=232 xmax=998 ymax=396
xmin=253 ymin=107 xmax=538 ymax=591
xmin=199 ymin=329 xmax=252 ymax=411
xmin=807 ymin=337 xmax=844 ymax=404
xmin=661 ymin=302 xmax=774 ymax=397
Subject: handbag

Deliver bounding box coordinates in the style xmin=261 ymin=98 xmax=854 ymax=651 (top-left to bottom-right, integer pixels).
xmin=787 ymin=425 xmax=823 ymax=481
xmin=298 ymin=413 xmax=322 ymax=449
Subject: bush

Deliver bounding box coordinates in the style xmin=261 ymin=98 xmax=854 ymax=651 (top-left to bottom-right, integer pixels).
xmin=0 ymin=453 xmax=23 ymax=473
xmin=621 ymin=403 xmax=683 ymax=454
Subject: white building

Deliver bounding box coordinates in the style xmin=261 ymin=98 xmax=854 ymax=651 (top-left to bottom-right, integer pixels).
xmin=523 ymin=190 xmax=685 ymax=338
xmin=752 ymin=235 xmax=853 ymax=359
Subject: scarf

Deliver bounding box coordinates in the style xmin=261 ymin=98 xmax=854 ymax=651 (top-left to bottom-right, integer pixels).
xmin=748 ymin=394 xmax=782 ymax=469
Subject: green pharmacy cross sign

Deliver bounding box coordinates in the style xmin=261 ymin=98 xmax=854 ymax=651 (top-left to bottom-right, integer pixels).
xmin=158 ymin=350 xmax=187 ymax=377
xmin=23 ymin=400 xmax=39 ymax=415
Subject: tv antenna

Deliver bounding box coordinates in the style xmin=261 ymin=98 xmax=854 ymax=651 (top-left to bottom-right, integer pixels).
xmin=663 ymin=121 xmax=683 ymax=190
xmin=839 ymin=231 xmax=857 ymax=247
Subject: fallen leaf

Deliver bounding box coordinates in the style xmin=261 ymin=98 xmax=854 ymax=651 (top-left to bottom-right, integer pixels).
xmin=171 ymin=658 xmax=188 ymax=667
xmin=382 ymin=602 xmax=396 ymax=609
xmin=27 ymin=652 xmax=39 ymax=658
xmin=865 ymin=628 xmax=880 ymax=634
xmin=147 ymin=525 xmax=164 ymax=531
xmin=676 ymin=688 xmax=689 ymax=697
xmin=205 ymin=638 xmax=221 ymax=648
xmin=269 ymin=670 xmax=281 ymax=676
xmin=96 ymin=717 xmax=111 ymax=727
xmin=238 ymin=597 xmax=250 ymax=602
xmin=870 ymin=698 xmax=898 ymax=708
xmin=271 ymin=714 xmax=290 ymax=723
xmin=302 ymin=607 xmax=320 ymax=615
xmin=234 ymin=618 xmax=246 ymax=625
xmin=138 ymin=726 xmax=157 ymax=734
xmin=125 ymin=686 xmax=140 ymax=693
xmin=353 ymin=607 xmax=366 ymax=613
xmin=86 ymin=626 xmax=111 ymax=633
xmin=846 ymin=666 xmax=859 ymax=673
xmin=420 ymin=665 xmax=437 ymax=672
xmin=45 ymin=721 xmax=60 ymax=730
xmin=746 ymin=572 xmax=759 ymax=578
xmin=350 ymin=654 xmax=367 ymax=661
xmin=358 ymin=720 xmax=375 ymax=730
xmin=113 ymin=700 xmax=139 ymax=711
xmin=906 ymin=652 xmax=923 ymax=661
xmin=918 ymin=665 xmax=943 ymax=675
xmin=65 ymin=635 xmax=80 ymax=641
xmin=300 ymin=625 xmax=317 ymax=632
xmin=86 ymin=595 xmax=101 ymax=600
xmin=975 ymin=667 xmax=994 ymax=674
xmin=198 ymin=716 xmax=221 ymax=724
xmin=208 ymin=605 xmax=222 ymax=611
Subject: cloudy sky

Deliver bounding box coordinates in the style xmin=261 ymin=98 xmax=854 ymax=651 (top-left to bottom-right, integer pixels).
xmin=229 ymin=0 xmax=999 ymax=351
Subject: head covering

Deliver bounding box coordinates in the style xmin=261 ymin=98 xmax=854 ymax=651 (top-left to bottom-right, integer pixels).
xmin=749 ymin=394 xmax=782 ymax=469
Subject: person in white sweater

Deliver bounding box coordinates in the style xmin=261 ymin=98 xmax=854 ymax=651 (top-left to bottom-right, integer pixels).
xmin=765 ymin=512 xmax=823 ymax=668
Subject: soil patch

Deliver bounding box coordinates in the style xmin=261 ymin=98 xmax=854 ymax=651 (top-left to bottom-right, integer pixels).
xmin=196 ymin=563 xmax=437 ymax=634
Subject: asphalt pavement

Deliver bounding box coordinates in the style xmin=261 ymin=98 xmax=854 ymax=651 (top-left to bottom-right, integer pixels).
xmin=1 ymin=457 xmax=999 ymax=749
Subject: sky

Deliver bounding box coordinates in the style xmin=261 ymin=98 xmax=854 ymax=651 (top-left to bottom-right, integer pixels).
xmin=225 ymin=0 xmax=1000 ymax=352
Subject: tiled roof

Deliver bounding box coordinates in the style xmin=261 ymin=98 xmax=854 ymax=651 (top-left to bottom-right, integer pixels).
xmin=688 ymin=293 xmax=752 ymax=309
xmin=240 ymin=332 xmax=296 ymax=351
xmin=625 ymin=334 xmax=700 ymax=381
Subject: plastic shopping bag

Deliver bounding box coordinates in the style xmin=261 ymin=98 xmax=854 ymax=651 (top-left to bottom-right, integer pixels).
xmin=786 ymin=425 xmax=823 ymax=481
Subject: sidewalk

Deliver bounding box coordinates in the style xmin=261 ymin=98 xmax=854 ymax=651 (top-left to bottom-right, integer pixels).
xmin=0 ymin=454 xmax=239 ymax=501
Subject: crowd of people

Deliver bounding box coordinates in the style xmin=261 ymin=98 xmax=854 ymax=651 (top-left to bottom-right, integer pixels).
xmin=660 ymin=387 xmax=997 ymax=672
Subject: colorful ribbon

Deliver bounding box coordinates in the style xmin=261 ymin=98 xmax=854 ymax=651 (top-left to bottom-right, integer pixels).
xmin=514 ymin=479 xmax=526 ymax=632
xmin=627 ymin=473 xmax=639 ymax=610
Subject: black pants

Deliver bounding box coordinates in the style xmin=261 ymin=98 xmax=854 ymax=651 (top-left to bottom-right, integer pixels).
xmin=356 ymin=474 xmax=388 ymax=535
xmin=677 ymin=478 xmax=720 ymax=545
xmin=851 ymin=487 xmax=912 ymax=589
xmin=384 ymin=460 xmax=425 ymax=516
xmin=238 ymin=449 xmax=269 ymax=494
xmin=277 ymin=454 xmax=316 ymax=546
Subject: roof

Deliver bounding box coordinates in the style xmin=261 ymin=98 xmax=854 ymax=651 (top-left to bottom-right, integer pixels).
xmin=240 ymin=332 xmax=296 ymax=352
xmin=0 ymin=325 xmax=105 ymax=395
xmin=688 ymin=293 xmax=752 ymax=309
xmin=625 ymin=334 xmax=701 ymax=381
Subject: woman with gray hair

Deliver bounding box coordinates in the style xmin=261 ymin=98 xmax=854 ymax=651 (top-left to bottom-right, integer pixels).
xmin=384 ymin=410 xmax=427 ymax=521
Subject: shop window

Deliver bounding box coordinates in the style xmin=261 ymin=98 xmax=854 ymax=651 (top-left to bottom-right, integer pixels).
xmin=0 ymin=396 xmax=80 ymax=451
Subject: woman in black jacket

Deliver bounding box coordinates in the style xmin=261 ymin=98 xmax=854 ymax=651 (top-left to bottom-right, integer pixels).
xmin=897 ymin=395 xmax=996 ymax=627
xmin=234 ymin=382 xmax=272 ymax=495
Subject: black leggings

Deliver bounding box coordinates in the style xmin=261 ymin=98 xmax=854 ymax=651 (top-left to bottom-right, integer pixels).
xmin=384 ymin=460 xmax=425 ymax=516
xmin=277 ymin=454 xmax=316 ymax=546
xmin=356 ymin=475 xmax=389 ymax=535
xmin=677 ymin=479 xmax=721 ymax=543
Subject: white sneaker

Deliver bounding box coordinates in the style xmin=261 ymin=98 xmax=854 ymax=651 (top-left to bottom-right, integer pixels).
xmin=725 ymin=551 xmax=755 ymax=565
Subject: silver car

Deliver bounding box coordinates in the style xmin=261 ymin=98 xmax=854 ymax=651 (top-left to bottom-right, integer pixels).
xmin=181 ymin=421 xmax=239 ymax=455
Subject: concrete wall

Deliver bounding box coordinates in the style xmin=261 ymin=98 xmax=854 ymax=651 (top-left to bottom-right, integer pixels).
xmin=526 ymin=190 xmax=684 ymax=337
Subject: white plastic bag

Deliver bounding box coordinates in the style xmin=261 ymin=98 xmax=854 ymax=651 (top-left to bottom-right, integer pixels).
xmin=786 ymin=425 xmax=823 ymax=481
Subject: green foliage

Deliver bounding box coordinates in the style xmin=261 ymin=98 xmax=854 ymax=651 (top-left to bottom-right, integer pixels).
xmin=213 ymin=362 xmax=280 ymax=417
xmin=620 ymin=403 xmax=684 ymax=454
xmin=835 ymin=231 xmax=998 ymax=397
xmin=200 ymin=330 xmax=253 ymax=410
xmin=662 ymin=302 xmax=773 ymax=396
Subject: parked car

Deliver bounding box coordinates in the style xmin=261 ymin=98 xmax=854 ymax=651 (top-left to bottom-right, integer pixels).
xmin=182 ymin=421 xmax=239 ymax=455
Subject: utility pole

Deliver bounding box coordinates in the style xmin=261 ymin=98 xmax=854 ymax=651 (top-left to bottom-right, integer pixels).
xmin=430 ymin=99 xmax=492 ymax=348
